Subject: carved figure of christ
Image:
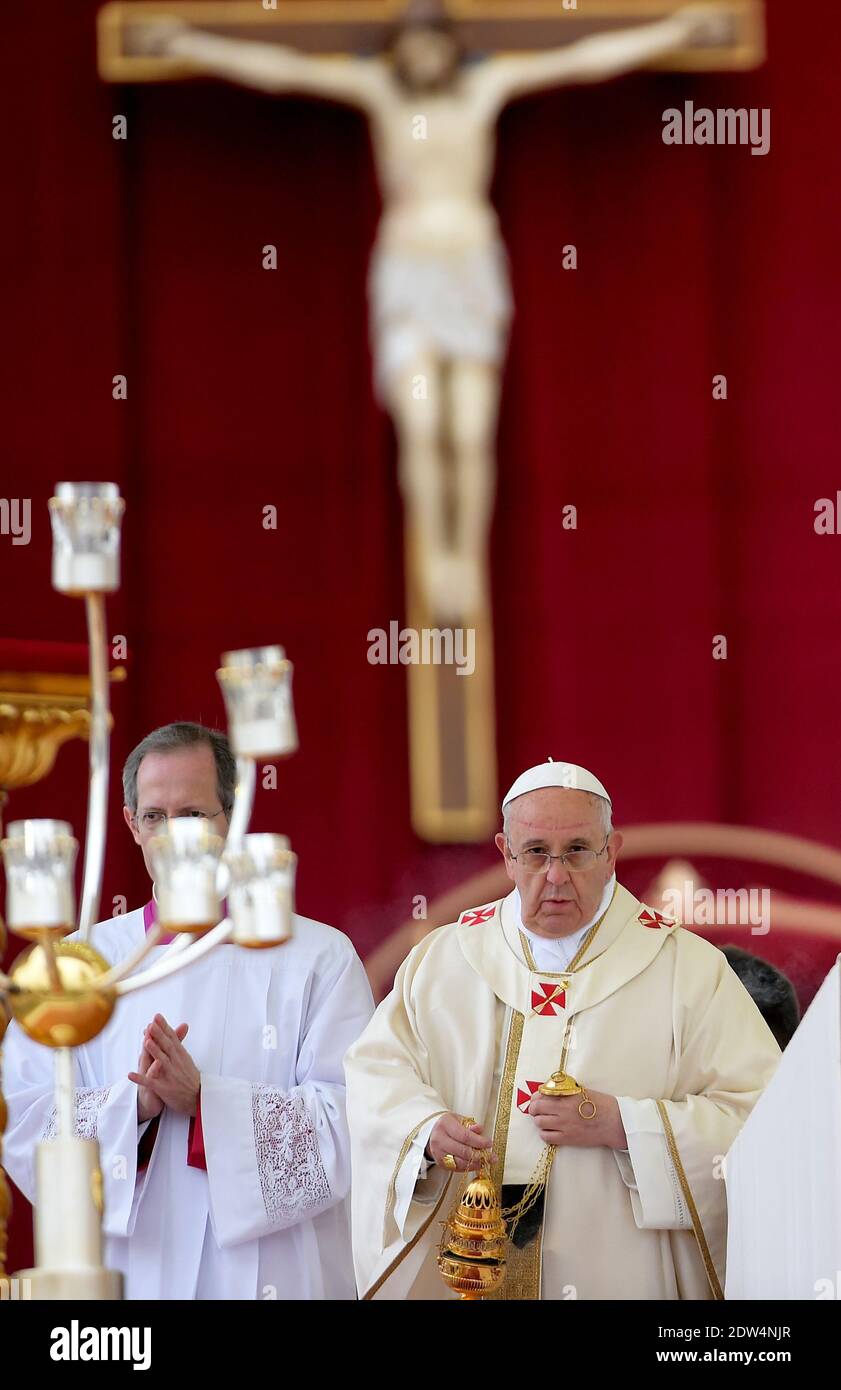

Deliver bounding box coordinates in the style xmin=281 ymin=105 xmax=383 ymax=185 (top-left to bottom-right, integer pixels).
xmin=131 ymin=4 xmax=727 ymax=620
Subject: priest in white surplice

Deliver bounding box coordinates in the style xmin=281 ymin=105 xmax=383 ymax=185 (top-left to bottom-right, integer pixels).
xmin=3 ymin=722 xmax=373 ymax=1299
xmin=345 ymin=761 xmax=781 ymax=1300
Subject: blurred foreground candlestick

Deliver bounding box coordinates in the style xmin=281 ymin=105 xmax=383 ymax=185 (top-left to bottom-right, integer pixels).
xmin=16 ymin=1131 xmax=122 ymax=1300
xmin=1 ymin=474 xmax=304 ymax=1294
xmin=1 ymin=820 xmax=77 ymax=941
xmin=227 ymin=834 xmax=296 ymax=949
xmin=48 ymin=481 xmax=124 ymax=937
xmin=216 ymin=645 xmax=298 ymax=759
xmin=5 ymin=936 xmax=121 ymax=1297
xmin=148 ymin=818 xmax=225 ymax=934
xmin=48 ymin=483 xmax=125 ymax=596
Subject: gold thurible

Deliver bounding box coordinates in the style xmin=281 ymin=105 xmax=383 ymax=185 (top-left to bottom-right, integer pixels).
xmin=437 ymin=1152 xmax=507 ymax=1300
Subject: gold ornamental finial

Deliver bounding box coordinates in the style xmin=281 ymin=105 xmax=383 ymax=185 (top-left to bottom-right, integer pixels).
xmin=539 ymin=1069 xmax=597 ymax=1120
xmin=538 ymin=1069 xmax=583 ymax=1098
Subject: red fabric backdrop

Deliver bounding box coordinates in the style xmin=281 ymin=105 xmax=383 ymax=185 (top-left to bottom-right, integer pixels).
xmin=2 ymin=0 xmax=841 ymax=1271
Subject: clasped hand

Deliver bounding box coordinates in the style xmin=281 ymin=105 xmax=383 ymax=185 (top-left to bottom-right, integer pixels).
xmin=128 ymin=1013 xmax=201 ymax=1122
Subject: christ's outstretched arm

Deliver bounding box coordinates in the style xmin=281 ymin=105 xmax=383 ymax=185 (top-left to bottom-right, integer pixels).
xmin=468 ymin=5 xmax=734 ymax=118
xmin=133 ymin=19 xmax=393 ymax=116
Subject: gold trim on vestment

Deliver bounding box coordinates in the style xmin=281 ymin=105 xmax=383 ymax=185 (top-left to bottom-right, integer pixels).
xmin=499 ymin=1222 xmax=544 ymax=1301
xmin=495 ymin=1010 xmax=576 ymax=1241
xmin=383 ymin=1109 xmax=448 ymax=1248
xmin=486 ymin=1008 xmax=537 ymax=1300
xmin=363 ymin=1177 xmax=453 ymax=1301
xmin=656 ymin=1100 xmax=724 ymax=1302
xmin=484 ymin=908 xmax=608 ymax=1300
xmin=490 ymin=1009 xmax=524 ymax=1191
xmin=477 ymin=1007 xmax=551 ymax=1300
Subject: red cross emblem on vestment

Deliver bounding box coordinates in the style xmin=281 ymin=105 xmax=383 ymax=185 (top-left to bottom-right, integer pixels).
xmin=531 ymin=981 xmax=566 ymax=1015
xmin=639 ymin=908 xmax=676 ymax=929
xmin=459 ymin=905 xmax=496 ymax=927
xmin=516 ymin=1080 xmax=542 ymax=1114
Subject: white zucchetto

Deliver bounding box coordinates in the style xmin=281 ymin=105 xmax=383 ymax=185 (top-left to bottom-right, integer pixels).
xmin=502 ymin=758 xmax=611 ymax=810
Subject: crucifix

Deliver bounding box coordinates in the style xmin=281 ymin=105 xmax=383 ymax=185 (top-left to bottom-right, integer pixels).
xmin=98 ymin=0 xmax=763 ymax=841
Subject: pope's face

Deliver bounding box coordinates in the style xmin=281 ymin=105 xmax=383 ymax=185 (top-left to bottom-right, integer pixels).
xmin=123 ymin=744 xmax=229 ymax=881
xmin=495 ymin=788 xmax=622 ymax=938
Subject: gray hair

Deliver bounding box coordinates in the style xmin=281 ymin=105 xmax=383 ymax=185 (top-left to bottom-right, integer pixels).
xmin=122 ymin=721 xmax=236 ymax=819
xmin=502 ymin=790 xmax=613 ymax=840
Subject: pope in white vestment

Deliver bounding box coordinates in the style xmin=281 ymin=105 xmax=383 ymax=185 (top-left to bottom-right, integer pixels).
xmin=3 ymin=721 xmax=374 ymax=1300
xmin=345 ymin=760 xmax=782 ymax=1301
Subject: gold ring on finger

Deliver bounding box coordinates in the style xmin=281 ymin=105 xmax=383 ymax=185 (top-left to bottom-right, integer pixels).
xmin=443 ymin=1153 xmax=458 ymax=1170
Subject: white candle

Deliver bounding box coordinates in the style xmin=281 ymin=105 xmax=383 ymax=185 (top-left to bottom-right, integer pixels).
xmin=7 ymin=881 xmax=74 ymax=932
xmin=157 ymin=862 xmax=220 ymax=932
xmin=230 ymin=878 xmax=293 ymax=947
xmin=52 ymin=550 xmax=118 ymax=595
xmin=36 ymin=1137 xmax=104 ymax=1270
xmin=218 ymin=647 xmax=298 ymax=758
xmin=231 ymin=715 xmax=296 ymax=759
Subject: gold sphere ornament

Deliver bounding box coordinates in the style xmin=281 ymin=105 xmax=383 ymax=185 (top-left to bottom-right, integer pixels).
xmin=8 ymin=940 xmax=116 ymax=1047
xmin=438 ymin=1165 xmax=507 ymax=1300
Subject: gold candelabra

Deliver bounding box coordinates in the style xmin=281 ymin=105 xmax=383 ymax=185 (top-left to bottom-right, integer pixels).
xmin=0 ymin=482 xmax=300 ymax=1299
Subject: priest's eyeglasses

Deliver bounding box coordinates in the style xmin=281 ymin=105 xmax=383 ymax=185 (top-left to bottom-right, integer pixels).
xmin=506 ymin=837 xmax=610 ymax=873
xmin=133 ymin=809 xmax=227 ymax=833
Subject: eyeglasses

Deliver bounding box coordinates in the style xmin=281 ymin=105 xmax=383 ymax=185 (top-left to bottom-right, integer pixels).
xmin=133 ymin=809 xmax=227 ymax=833
xmin=506 ymin=836 xmax=610 ymax=874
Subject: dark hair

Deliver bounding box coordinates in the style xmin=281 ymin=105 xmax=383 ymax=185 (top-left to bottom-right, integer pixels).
xmin=122 ymin=721 xmax=236 ymax=820
xmin=721 ymin=945 xmax=800 ymax=1049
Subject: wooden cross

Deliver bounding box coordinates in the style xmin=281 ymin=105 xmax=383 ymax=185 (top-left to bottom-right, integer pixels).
xmin=97 ymin=0 xmax=764 ymax=843
xmin=99 ymin=2 xmax=764 ymax=81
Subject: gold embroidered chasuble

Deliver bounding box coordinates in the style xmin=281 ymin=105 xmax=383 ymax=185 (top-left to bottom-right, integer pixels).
xmin=345 ymin=882 xmax=780 ymax=1300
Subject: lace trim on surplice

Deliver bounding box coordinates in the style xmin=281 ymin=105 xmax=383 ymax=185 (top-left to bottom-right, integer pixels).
xmin=251 ymin=1086 xmax=330 ymax=1225
xmin=42 ymin=1086 xmax=111 ymax=1141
